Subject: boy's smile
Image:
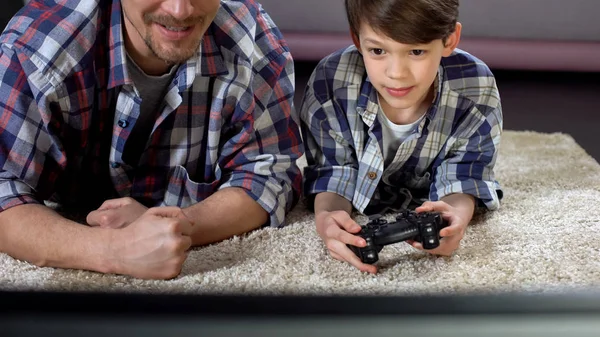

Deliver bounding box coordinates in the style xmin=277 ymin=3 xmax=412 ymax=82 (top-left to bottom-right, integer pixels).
xmin=356 ymin=23 xmax=461 ymax=124
xmin=385 ymin=86 xmax=414 ymax=98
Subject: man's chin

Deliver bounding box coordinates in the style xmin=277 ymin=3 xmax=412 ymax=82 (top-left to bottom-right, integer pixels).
xmin=151 ymin=46 xmax=198 ymax=64
xmin=151 ymin=42 xmax=201 ymax=64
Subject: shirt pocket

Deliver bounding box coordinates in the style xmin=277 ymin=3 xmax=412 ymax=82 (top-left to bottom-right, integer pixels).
xmin=162 ymin=165 xmax=221 ymax=207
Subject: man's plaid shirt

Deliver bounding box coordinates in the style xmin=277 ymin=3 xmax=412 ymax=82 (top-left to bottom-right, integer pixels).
xmin=0 ymin=0 xmax=303 ymax=227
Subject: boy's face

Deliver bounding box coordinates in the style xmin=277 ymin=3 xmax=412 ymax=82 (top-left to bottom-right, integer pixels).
xmin=121 ymin=0 xmax=220 ymax=66
xmin=356 ymin=23 xmax=461 ymax=122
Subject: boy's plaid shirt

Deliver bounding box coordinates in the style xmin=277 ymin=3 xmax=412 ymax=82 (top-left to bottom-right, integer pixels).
xmin=300 ymin=46 xmax=503 ymax=213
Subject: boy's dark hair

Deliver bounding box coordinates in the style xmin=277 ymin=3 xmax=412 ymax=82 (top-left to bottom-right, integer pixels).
xmin=345 ymin=0 xmax=459 ymax=45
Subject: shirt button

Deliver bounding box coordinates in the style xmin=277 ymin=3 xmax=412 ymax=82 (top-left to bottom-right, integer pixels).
xmin=111 ymin=162 xmax=121 ymax=169
xmin=117 ymin=119 xmax=129 ymax=128
xmin=367 ymin=172 xmax=377 ymax=180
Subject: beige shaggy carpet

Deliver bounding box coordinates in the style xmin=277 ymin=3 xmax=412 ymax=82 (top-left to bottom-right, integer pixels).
xmin=1 ymin=130 xmax=600 ymax=295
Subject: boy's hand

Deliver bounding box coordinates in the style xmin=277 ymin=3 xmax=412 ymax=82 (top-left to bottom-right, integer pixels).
xmin=408 ymin=199 xmax=471 ymax=256
xmin=315 ymin=210 xmax=378 ymax=274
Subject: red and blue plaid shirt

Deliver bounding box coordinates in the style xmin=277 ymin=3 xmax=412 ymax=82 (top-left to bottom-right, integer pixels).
xmin=0 ymin=0 xmax=303 ymax=227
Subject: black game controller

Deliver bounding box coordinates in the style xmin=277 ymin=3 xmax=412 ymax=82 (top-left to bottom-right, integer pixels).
xmin=348 ymin=210 xmax=449 ymax=264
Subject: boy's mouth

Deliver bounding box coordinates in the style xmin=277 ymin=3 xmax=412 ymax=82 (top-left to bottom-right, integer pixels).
xmin=385 ymin=86 xmax=414 ymax=98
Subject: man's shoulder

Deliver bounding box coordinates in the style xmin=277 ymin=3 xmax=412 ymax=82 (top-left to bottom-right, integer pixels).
xmin=440 ymin=49 xmax=499 ymax=104
xmin=1 ymin=0 xmax=104 ymax=78
xmin=212 ymin=0 xmax=290 ymax=61
xmin=309 ymin=45 xmax=366 ymax=100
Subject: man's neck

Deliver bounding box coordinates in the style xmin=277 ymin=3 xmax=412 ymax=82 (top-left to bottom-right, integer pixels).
xmin=124 ymin=42 xmax=173 ymax=76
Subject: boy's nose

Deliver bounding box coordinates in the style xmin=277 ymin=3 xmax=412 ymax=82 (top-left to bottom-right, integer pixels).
xmin=161 ymin=0 xmax=195 ymax=20
xmin=386 ymin=60 xmax=409 ymax=80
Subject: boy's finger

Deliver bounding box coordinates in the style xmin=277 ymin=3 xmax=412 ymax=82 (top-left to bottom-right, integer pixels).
xmin=335 ymin=229 xmax=366 ymax=247
xmin=330 ymin=251 xmax=343 ymax=261
xmin=422 ymin=236 xmax=461 ymax=256
xmin=331 ymin=212 xmax=362 ymax=233
xmin=440 ymin=225 xmax=462 ymax=237
xmin=340 ymin=248 xmax=378 ymax=274
xmin=415 ymin=202 xmax=435 ymax=213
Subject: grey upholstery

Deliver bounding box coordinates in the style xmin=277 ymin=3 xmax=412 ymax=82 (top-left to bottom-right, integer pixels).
xmin=261 ymin=0 xmax=600 ymax=41
xmin=259 ymin=0 xmax=600 ymax=71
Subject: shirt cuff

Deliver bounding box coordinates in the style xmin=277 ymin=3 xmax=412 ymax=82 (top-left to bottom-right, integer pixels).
xmin=0 ymin=180 xmax=41 ymax=212
xmin=220 ymin=172 xmax=299 ymax=228
xmin=433 ymin=179 xmax=503 ymax=210
xmin=302 ymin=166 xmax=358 ymax=207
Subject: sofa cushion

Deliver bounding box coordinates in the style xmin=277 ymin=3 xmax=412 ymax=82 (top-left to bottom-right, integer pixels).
xmin=259 ymin=0 xmax=600 ymax=42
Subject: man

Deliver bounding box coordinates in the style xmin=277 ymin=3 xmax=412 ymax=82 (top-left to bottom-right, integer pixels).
xmin=0 ymin=0 xmax=303 ymax=279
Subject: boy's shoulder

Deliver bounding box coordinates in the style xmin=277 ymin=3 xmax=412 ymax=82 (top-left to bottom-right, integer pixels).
xmin=440 ymin=49 xmax=498 ymax=100
xmin=308 ymin=45 xmax=366 ymax=99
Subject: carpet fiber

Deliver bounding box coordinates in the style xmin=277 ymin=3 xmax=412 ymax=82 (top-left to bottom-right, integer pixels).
xmin=1 ymin=130 xmax=599 ymax=295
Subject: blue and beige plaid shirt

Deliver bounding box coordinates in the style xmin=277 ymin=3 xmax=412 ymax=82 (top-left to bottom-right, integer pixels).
xmin=0 ymin=0 xmax=303 ymax=227
xmin=300 ymin=46 xmax=503 ymax=214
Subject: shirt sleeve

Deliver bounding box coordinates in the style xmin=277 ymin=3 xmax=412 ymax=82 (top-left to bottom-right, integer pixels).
xmin=298 ymin=64 xmax=359 ymax=208
xmin=430 ymin=90 xmax=504 ymax=210
xmin=0 ymin=47 xmax=66 ymax=212
xmin=217 ymin=8 xmax=303 ymax=228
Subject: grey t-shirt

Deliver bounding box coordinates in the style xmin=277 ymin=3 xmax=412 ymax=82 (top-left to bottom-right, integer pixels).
xmin=123 ymin=54 xmax=178 ymax=164
xmin=126 ymin=54 xmax=177 ymax=114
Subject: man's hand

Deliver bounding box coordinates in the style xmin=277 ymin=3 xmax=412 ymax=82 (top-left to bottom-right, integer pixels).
xmin=108 ymin=207 xmax=194 ymax=279
xmin=86 ymin=197 xmax=148 ymax=229
xmin=316 ymin=210 xmax=378 ymax=274
xmin=408 ymin=195 xmax=475 ymax=256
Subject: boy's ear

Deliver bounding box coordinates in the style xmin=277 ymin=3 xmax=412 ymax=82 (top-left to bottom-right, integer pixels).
xmin=442 ymin=22 xmax=462 ymax=57
xmin=350 ymin=31 xmax=361 ymax=53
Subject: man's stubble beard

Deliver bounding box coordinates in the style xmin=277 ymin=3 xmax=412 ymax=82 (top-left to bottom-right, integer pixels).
xmin=143 ymin=30 xmax=203 ymax=65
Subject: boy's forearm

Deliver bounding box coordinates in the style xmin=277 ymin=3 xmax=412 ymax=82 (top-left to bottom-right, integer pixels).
xmin=0 ymin=204 xmax=114 ymax=273
xmin=313 ymin=192 xmax=353 ymax=215
xmin=441 ymin=193 xmax=476 ymax=222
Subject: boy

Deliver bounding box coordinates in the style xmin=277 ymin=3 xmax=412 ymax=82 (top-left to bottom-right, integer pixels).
xmin=299 ymin=0 xmax=503 ymax=274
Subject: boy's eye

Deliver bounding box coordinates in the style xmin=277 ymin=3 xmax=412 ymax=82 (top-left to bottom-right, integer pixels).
xmin=410 ymin=50 xmax=426 ymax=56
xmin=370 ymin=48 xmax=385 ymax=56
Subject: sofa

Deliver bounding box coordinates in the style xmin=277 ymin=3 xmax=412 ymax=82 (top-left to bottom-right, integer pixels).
xmin=6 ymin=0 xmax=600 ymax=72
xmin=259 ymin=0 xmax=600 ymax=72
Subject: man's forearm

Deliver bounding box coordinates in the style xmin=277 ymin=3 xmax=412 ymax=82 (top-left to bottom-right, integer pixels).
xmin=0 ymin=204 xmax=114 ymax=273
xmin=183 ymin=187 xmax=269 ymax=246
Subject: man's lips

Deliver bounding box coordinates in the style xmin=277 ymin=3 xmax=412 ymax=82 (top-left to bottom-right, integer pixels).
xmin=385 ymin=86 xmax=414 ymax=98
xmin=154 ymin=23 xmax=195 ymax=40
